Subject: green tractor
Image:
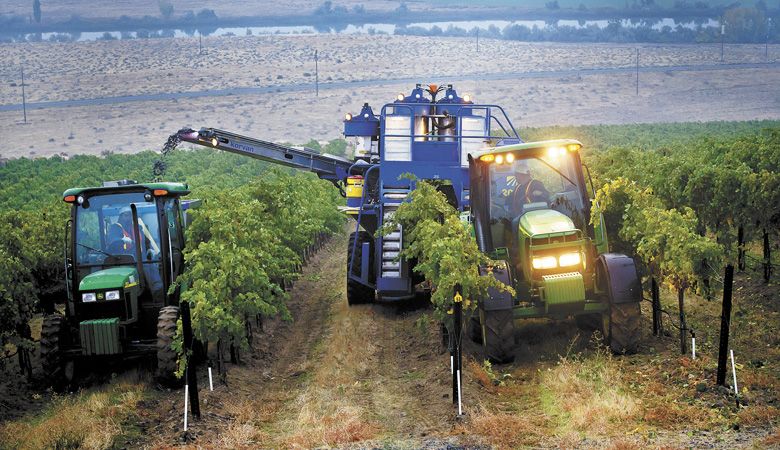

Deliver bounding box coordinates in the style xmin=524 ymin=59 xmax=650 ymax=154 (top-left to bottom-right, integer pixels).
xmin=41 ymin=180 xmax=199 ymax=387
xmin=468 ymin=140 xmax=641 ymax=363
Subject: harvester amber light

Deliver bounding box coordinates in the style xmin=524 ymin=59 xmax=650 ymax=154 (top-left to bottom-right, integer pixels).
xmin=345 ymin=113 xmax=352 ymax=121
xmin=532 ymin=256 xmax=557 ymax=270
xmin=211 ymin=138 xmax=218 ymax=146
xmin=559 ymin=252 xmax=581 ymax=267
xmin=463 ymin=94 xmax=472 ymax=102
xmin=479 ymin=154 xmax=495 ymax=162
xmin=567 ymin=144 xmax=581 ymax=152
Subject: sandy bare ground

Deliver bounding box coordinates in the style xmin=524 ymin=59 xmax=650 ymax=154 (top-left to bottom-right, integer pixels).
xmin=2 ymin=35 xmax=777 ymax=105
xmin=2 ymin=64 xmax=779 ymax=159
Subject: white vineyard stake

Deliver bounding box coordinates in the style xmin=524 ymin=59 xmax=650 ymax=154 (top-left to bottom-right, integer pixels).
xmin=208 ymin=367 xmax=214 ymax=391
xmin=691 ymin=334 xmax=696 ymax=360
xmin=456 ymin=369 xmax=462 ymax=416
xmin=730 ymin=349 xmax=739 ymax=397
xmin=183 ymin=384 xmax=189 ymax=431
xmin=450 ymin=355 xmax=453 ymax=374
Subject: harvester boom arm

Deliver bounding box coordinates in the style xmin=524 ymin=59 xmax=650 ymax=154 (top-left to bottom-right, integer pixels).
xmin=174 ymin=128 xmax=354 ymax=183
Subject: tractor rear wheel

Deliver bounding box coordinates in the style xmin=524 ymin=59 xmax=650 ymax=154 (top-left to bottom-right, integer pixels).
xmin=468 ymin=315 xmax=483 ymax=344
xmin=481 ymin=309 xmax=515 ymax=364
xmin=40 ymin=314 xmax=70 ymax=390
xmin=608 ymin=302 xmax=641 ymax=354
xmin=156 ymin=306 xmax=181 ymax=386
xmin=347 ymin=231 xmax=374 ymax=306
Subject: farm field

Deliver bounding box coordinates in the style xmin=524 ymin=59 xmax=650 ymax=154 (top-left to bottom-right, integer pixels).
xmin=2 ymin=35 xmax=780 ymax=158
xmin=0 ymin=121 xmax=778 ymax=448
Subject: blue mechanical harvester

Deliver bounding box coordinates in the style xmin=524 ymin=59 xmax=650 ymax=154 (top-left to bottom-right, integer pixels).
xmin=173 ymin=83 xmax=522 ymax=304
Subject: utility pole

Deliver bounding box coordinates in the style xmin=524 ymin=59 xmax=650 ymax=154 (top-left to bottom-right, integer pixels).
xmin=476 ymin=29 xmax=479 ymax=52
xmin=767 ymin=18 xmax=772 ymax=62
xmin=720 ymin=21 xmax=725 ymax=63
xmin=20 ymin=65 xmax=27 ymax=124
xmin=314 ymin=50 xmax=319 ymax=97
xmin=199 ymin=33 xmax=202 ymax=55
xmin=635 ymin=47 xmax=639 ymax=96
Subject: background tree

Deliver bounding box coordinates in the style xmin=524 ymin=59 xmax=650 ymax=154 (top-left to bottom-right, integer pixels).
xmin=158 ymin=0 xmax=174 ymax=20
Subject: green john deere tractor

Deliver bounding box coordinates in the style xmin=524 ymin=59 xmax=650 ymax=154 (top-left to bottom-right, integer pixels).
xmin=40 ymin=180 xmax=200 ymax=387
xmin=468 ymin=139 xmax=641 ymax=363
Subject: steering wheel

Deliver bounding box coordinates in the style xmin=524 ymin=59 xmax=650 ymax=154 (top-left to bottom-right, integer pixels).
xmin=106 ymin=238 xmax=134 ymax=255
xmin=524 ymin=179 xmax=550 ymax=204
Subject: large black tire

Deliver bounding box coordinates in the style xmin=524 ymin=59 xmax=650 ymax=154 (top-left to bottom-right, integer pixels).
xmin=156 ymin=306 xmax=181 ymax=386
xmin=608 ymin=302 xmax=641 ymax=354
xmin=40 ymin=314 xmax=69 ymax=389
xmin=481 ymin=309 xmax=515 ymax=364
xmin=347 ymin=231 xmax=374 ymax=306
xmin=468 ymin=315 xmax=482 ymax=344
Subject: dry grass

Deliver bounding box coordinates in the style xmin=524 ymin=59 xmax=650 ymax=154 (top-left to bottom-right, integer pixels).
xmin=282 ymin=397 xmax=378 ymax=449
xmin=539 ymin=346 xmax=640 ymax=435
xmin=738 ymin=405 xmax=780 ymax=428
xmin=762 ymin=428 xmax=780 ymax=447
xmin=0 ymin=381 xmax=145 ymax=450
xmin=465 ymin=407 xmax=549 ymax=449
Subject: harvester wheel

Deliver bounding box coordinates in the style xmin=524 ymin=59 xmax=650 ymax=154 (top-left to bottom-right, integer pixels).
xmin=468 ymin=315 xmax=482 ymax=344
xmin=40 ymin=314 xmax=70 ymax=389
xmin=608 ymin=302 xmax=641 ymax=354
xmin=156 ymin=306 xmax=182 ymax=386
xmin=347 ymin=231 xmax=374 ymax=305
xmin=481 ymin=309 xmax=515 ymax=364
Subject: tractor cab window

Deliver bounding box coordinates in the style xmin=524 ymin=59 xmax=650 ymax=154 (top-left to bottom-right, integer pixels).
xmin=487 ymin=151 xmax=588 ymax=245
xmin=75 ymin=192 xmax=165 ymax=301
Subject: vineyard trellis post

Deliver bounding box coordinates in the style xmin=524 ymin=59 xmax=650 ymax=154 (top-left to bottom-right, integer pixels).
xmin=717 ymin=264 xmax=734 ymax=386
xmin=763 ymin=229 xmax=771 ymax=282
xmin=737 ymin=225 xmax=745 ymax=271
xmin=451 ymin=284 xmax=464 ymax=416
xmin=677 ymin=287 xmax=687 ymax=355
xmin=181 ymin=301 xmax=201 ymax=418
xmin=651 ymin=277 xmax=662 ymax=336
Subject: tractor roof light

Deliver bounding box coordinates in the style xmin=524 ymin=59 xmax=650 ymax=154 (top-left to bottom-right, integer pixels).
xmin=547 ymin=146 xmax=567 ymax=159
xmin=495 ymin=154 xmax=504 ymax=164
xmin=77 ymin=195 xmax=85 ymax=205
xmin=153 ymin=189 xmax=168 ymax=196
xmin=63 ymin=195 xmax=76 ymax=203
xmin=505 ymin=153 xmax=515 ymax=163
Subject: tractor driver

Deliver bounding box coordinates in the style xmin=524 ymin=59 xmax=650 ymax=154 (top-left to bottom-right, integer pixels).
xmin=511 ymin=160 xmax=550 ymax=216
xmin=107 ymin=206 xmax=164 ymax=298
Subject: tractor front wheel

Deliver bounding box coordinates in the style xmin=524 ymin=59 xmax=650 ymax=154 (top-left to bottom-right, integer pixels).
xmin=156 ymin=306 xmax=182 ymax=386
xmin=481 ymin=309 xmax=515 ymax=364
xmin=347 ymin=231 xmax=375 ymax=306
xmin=608 ymin=302 xmax=641 ymax=354
xmin=40 ymin=314 xmax=71 ymax=390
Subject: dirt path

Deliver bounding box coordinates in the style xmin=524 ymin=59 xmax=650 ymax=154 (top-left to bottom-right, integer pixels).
xmin=137 ymin=231 xmax=458 ymax=448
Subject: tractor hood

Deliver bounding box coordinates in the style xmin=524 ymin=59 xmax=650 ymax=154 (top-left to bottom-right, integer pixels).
xmin=79 ymin=267 xmax=139 ymax=291
xmin=518 ymin=209 xmax=576 ymax=237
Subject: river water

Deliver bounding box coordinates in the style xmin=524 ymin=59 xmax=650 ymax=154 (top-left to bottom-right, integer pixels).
xmin=8 ymin=17 xmax=720 ymax=43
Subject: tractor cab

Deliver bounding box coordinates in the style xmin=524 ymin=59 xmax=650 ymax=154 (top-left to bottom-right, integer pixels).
xmin=469 ymin=140 xmax=641 ymax=362
xmin=42 ymin=180 xmax=199 ymax=387
xmin=470 ymin=140 xmax=603 ymax=281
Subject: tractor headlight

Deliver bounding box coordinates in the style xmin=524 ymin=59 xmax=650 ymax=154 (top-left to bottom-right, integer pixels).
xmin=532 ymin=256 xmax=557 ymax=270
xmin=559 ymin=252 xmax=582 ymax=267
xmin=82 ymin=292 xmax=96 ymax=302
xmin=105 ymin=290 xmax=121 ymax=301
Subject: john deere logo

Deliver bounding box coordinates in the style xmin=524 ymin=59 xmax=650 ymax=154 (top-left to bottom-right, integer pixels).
xmin=97 ymin=293 xmax=104 ymax=300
